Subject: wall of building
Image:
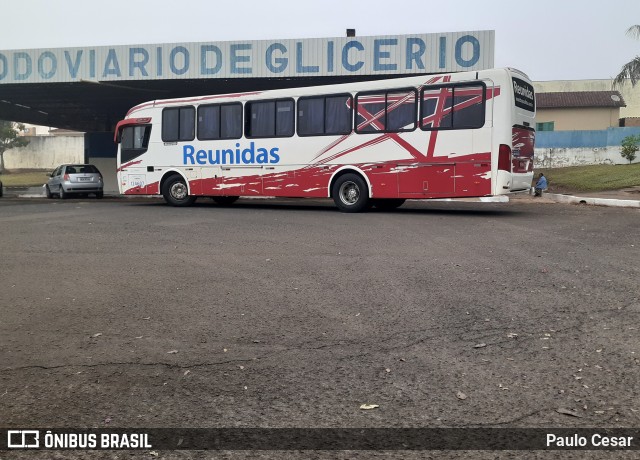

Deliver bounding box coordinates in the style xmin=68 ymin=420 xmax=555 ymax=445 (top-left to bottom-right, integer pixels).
xmin=88 ymin=158 xmax=118 ymax=193
xmin=536 ymin=107 xmax=620 ymax=130
xmin=533 ymin=146 xmax=636 ymax=168
xmin=536 ymin=126 xmax=640 ymax=148
xmin=4 ymin=136 xmax=84 ymax=169
xmin=534 ymin=126 xmax=640 ymax=168
xmin=534 ymin=79 xmax=640 ymax=118
xmin=85 ymin=132 xmax=118 ymax=194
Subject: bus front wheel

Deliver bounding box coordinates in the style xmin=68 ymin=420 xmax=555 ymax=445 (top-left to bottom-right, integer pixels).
xmin=332 ymin=173 xmax=370 ymax=213
xmin=163 ymin=175 xmax=196 ymax=207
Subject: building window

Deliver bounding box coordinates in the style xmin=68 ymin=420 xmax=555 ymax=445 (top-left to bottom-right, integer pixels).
xmin=198 ymin=103 xmax=242 ymax=140
xmin=246 ymin=99 xmax=295 ymax=138
xmin=162 ymin=107 xmax=195 ymax=142
xmin=536 ymin=121 xmax=555 ymax=132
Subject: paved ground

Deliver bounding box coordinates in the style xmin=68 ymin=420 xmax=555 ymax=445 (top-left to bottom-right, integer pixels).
xmin=1 ymin=196 xmax=639 ymax=459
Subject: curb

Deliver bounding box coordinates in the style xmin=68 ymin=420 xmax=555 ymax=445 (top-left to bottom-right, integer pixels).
xmin=544 ymin=193 xmax=640 ymax=208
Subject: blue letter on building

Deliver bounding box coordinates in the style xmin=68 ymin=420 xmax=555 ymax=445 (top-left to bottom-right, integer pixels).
xmin=342 ymin=41 xmax=364 ymax=72
xmin=14 ymin=52 xmax=32 ymax=80
xmin=296 ymin=42 xmax=319 ymax=73
xmin=406 ymin=38 xmax=425 ymax=70
xmin=170 ymin=46 xmax=190 ymax=75
xmin=38 ymin=52 xmax=57 ymax=79
xmin=201 ymin=45 xmax=222 ymax=75
xmin=231 ymin=44 xmax=252 ymax=74
xmin=373 ymin=39 xmax=397 ymax=71
xmin=455 ymin=35 xmax=480 ymax=67
xmin=103 ymin=49 xmax=121 ymax=77
xmin=129 ymin=48 xmax=149 ymax=77
xmin=266 ymin=43 xmax=287 ymax=73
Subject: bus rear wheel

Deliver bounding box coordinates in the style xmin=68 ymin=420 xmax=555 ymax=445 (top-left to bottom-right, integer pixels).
xmin=163 ymin=175 xmax=196 ymax=207
xmin=332 ymin=173 xmax=370 ymax=213
xmin=212 ymin=196 xmax=239 ymax=206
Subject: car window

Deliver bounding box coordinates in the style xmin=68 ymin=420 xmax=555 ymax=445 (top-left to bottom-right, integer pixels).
xmin=66 ymin=165 xmax=99 ymax=174
xmin=78 ymin=165 xmax=99 ymax=173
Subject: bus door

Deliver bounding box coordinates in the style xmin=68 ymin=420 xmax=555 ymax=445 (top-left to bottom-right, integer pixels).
xmin=117 ymin=123 xmax=152 ymax=194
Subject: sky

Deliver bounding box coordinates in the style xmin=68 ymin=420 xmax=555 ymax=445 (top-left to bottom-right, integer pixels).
xmin=1 ymin=0 xmax=640 ymax=82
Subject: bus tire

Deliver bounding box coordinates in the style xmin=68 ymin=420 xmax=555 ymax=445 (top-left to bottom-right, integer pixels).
xmin=332 ymin=173 xmax=370 ymax=213
xmin=163 ymin=175 xmax=196 ymax=207
xmin=372 ymin=198 xmax=405 ymax=210
xmin=212 ymin=196 xmax=239 ymax=206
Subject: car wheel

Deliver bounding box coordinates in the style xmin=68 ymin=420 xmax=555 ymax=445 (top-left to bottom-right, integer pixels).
xmin=95 ymin=192 xmax=103 ymax=199
xmin=162 ymin=175 xmax=196 ymax=207
xmin=332 ymin=173 xmax=370 ymax=213
xmin=59 ymin=186 xmax=67 ymax=199
xmin=45 ymin=185 xmax=53 ymax=199
xmin=212 ymin=196 xmax=239 ymax=206
xmin=372 ymin=198 xmax=405 ymax=210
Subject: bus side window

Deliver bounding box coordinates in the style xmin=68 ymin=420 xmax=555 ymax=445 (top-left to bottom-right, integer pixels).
xmin=298 ymin=94 xmax=352 ymax=136
xmin=451 ymin=85 xmax=485 ymax=129
xmin=420 ymin=84 xmax=485 ymax=131
xmin=198 ymin=103 xmax=242 ymax=140
xmin=355 ymin=88 xmax=416 ymax=133
xmin=221 ymin=104 xmax=242 ymax=139
xmin=387 ymin=90 xmax=417 ymax=131
xmin=298 ymin=98 xmax=325 ymax=135
xmin=325 ymin=95 xmax=352 ymax=134
xmin=162 ymin=106 xmax=195 ymax=142
xmin=246 ymin=99 xmax=294 ymax=138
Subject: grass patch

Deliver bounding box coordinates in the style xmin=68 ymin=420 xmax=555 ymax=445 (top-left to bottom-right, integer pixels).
xmin=0 ymin=169 xmax=50 ymax=187
xmin=537 ymin=164 xmax=640 ymax=193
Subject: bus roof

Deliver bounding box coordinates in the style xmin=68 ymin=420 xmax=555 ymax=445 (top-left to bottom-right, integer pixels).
xmin=125 ymin=68 xmax=527 ymax=117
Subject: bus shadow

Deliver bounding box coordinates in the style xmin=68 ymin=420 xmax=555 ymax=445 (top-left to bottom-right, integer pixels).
xmin=129 ymin=198 xmax=524 ymax=217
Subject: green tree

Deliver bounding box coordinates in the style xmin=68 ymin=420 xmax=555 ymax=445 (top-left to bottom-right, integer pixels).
xmin=0 ymin=120 xmax=30 ymax=173
xmin=620 ymin=134 xmax=640 ymax=164
xmin=613 ymin=25 xmax=640 ymax=88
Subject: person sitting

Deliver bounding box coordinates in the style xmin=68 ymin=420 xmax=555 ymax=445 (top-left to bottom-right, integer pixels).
xmin=534 ymin=173 xmax=547 ymax=197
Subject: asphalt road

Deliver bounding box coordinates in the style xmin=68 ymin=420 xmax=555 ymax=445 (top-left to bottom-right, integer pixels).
xmin=1 ymin=196 xmax=639 ymax=459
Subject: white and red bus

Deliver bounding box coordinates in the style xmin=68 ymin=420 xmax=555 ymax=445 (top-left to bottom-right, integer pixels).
xmin=115 ymin=68 xmax=535 ymax=212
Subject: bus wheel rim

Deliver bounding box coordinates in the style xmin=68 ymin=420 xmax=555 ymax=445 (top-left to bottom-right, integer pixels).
xmin=171 ymin=182 xmax=188 ymax=200
xmin=339 ymin=181 xmax=359 ymax=205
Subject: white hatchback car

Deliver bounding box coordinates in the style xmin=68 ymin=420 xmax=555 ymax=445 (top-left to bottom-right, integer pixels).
xmin=46 ymin=164 xmax=104 ymax=199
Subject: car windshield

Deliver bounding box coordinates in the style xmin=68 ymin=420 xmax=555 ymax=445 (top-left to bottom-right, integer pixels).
xmin=66 ymin=165 xmax=99 ymax=174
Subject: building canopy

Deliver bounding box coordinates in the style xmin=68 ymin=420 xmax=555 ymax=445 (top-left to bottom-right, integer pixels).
xmin=0 ymin=31 xmax=494 ymax=131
